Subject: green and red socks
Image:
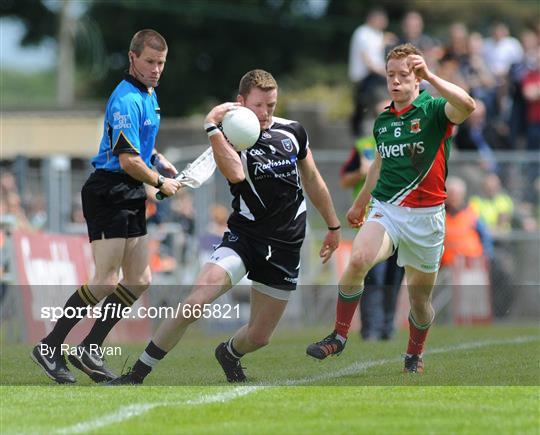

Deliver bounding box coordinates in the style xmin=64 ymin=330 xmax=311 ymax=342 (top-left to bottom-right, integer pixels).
xmin=406 ymin=311 xmax=434 ymax=356
xmin=334 ymin=286 xmax=364 ymax=341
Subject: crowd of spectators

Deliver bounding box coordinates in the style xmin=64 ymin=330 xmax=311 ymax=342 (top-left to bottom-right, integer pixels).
xmin=350 ymin=10 xmax=539 ymax=151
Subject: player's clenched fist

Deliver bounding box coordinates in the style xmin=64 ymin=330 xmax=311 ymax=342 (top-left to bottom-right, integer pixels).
xmin=159 ymin=177 xmax=182 ymax=197
xmin=407 ymin=54 xmax=431 ymax=81
xmin=346 ymin=202 xmax=367 ymax=228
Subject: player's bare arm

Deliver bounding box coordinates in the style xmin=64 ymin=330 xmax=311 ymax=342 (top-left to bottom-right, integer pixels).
xmin=347 ymin=152 xmax=381 ymax=228
xmin=205 ymin=102 xmax=245 ymax=183
xmin=119 ymin=152 xmax=180 ymax=196
xmin=408 ymin=54 xmax=476 ymax=124
xmin=298 ymin=150 xmax=341 ymax=264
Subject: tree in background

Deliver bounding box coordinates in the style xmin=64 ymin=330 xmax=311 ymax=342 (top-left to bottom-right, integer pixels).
xmin=1 ymin=0 xmax=537 ymax=115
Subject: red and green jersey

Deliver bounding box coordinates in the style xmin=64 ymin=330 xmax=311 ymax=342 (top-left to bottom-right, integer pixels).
xmin=371 ymin=90 xmax=454 ymax=207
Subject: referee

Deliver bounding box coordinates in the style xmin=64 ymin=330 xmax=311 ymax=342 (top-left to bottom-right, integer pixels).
xmin=31 ymin=29 xmax=181 ymax=384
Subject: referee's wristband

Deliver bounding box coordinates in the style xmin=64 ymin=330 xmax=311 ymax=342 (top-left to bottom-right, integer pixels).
xmin=204 ymin=122 xmax=221 ymax=137
xmin=328 ymin=225 xmax=341 ymax=231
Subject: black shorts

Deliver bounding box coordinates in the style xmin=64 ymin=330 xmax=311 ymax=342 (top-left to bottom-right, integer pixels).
xmin=218 ymin=231 xmax=301 ymax=291
xmin=82 ymin=170 xmax=147 ymax=242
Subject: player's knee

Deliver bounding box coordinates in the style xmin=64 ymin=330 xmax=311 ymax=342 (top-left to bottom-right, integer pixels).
xmin=348 ymin=251 xmax=373 ymax=274
xmin=197 ymin=265 xmax=229 ymax=287
xmin=198 ymin=274 xmax=223 ymax=288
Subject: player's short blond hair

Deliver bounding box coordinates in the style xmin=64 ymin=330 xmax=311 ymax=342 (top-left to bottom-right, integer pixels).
xmin=386 ymin=43 xmax=423 ymax=65
xmin=238 ymin=69 xmax=278 ymax=97
xmin=129 ymin=29 xmax=167 ymax=55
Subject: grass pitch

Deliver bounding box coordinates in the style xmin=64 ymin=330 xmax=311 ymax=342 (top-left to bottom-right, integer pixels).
xmin=1 ymin=325 xmax=539 ymax=434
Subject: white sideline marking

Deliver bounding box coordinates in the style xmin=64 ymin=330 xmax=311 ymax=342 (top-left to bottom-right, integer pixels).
xmin=55 ymin=387 xmax=263 ymax=434
xmin=56 ymin=403 xmax=161 ymax=435
xmin=185 ymin=385 xmax=263 ymax=405
xmin=55 ymin=335 xmax=538 ymax=434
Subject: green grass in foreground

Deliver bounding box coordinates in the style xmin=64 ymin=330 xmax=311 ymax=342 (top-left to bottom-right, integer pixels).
xmin=0 ymin=325 xmax=539 ymax=434
xmin=1 ymin=386 xmax=538 ymax=434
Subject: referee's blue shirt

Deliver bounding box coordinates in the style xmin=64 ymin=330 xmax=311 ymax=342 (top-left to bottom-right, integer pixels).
xmin=92 ymin=74 xmax=160 ymax=172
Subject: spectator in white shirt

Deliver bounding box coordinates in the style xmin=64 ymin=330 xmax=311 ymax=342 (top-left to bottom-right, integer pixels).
xmin=483 ymin=23 xmax=524 ymax=79
xmin=348 ymin=8 xmax=390 ymax=137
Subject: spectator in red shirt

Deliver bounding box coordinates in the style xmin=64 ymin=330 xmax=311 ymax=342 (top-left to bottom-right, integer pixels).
xmin=521 ymin=47 xmax=540 ymax=204
xmin=522 ymin=48 xmax=540 ymax=151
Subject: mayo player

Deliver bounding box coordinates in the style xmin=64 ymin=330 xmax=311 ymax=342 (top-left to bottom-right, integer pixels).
xmin=307 ymin=43 xmax=475 ymax=373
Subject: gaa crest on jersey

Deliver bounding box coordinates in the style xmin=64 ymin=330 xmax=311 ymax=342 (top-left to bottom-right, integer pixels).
xmin=281 ymin=138 xmax=293 ymax=152
xmin=410 ymin=119 xmax=421 ymax=134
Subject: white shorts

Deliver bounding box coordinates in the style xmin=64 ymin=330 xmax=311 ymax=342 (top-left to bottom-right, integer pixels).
xmin=208 ymin=247 xmax=291 ymax=301
xmin=366 ymin=199 xmax=446 ymax=273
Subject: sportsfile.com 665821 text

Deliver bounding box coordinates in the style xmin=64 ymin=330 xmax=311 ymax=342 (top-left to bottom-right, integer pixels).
xmin=40 ymin=303 xmax=240 ymax=322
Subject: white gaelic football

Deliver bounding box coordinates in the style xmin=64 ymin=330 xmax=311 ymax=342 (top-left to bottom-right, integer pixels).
xmin=221 ymin=106 xmax=260 ymax=151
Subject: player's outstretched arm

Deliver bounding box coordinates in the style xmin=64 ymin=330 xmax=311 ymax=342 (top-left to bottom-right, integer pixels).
xmin=205 ymin=102 xmax=245 ymax=184
xmin=408 ymin=54 xmax=476 ymax=124
xmin=298 ymin=150 xmax=341 ymax=264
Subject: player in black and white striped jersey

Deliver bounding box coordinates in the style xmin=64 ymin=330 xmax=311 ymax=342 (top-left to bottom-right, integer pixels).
xmin=108 ymin=69 xmax=341 ymax=384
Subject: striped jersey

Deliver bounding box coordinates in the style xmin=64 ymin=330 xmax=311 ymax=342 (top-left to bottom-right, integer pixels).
xmin=371 ymin=90 xmax=454 ymax=207
xmin=227 ymin=116 xmax=309 ymax=249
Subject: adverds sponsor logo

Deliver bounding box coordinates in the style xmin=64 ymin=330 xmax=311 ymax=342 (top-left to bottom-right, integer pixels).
xmin=378 ymin=141 xmax=425 ymax=158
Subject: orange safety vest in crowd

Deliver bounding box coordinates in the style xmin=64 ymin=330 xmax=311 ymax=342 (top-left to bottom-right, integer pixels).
xmin=441 ymin=206 xmax=484 ymax=266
